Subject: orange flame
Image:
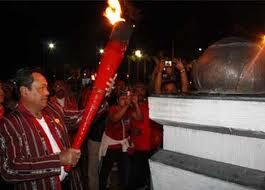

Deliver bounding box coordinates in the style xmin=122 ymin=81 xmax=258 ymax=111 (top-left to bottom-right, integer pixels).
xmin=263 ymin=35 xmax=265 ymax=44
xmin=104 ymin=0 xmax=125 ymax=25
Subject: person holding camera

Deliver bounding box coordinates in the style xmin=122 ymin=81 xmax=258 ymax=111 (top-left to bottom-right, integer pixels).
xmin=154 ymin=58 xmax=189 ymax=94
xmin=99 ymin=89 xmax=143 ymax=190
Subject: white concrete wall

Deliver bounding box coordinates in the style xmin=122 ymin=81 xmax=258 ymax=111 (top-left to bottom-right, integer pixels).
xmin=150 ymin=160 xmax=254 ymax=190
xmin=149 ymin=97 xmax=265 ymax=132
xmin=164 ymin=125 xmax=265 ymax=171
xmin=149 ymin=96 xmax=265 ymax=189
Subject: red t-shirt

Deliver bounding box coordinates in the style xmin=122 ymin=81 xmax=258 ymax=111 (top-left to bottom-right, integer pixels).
xmin=105 ymin=106 xmax=132 ymax=149
xmin=131 ymin=102 xmax=151 ymax=151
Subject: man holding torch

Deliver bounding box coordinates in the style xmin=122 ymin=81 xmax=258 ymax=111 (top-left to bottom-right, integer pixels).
xmin=0 ymin=67 xmax=115 ymax=190
xmin=65 ymin=0 xmax=134 ymax=173
xmin=0 ymin=1 xmax=133 ymax=188
xmin=0 ymin=68 xmax=82 ymax=190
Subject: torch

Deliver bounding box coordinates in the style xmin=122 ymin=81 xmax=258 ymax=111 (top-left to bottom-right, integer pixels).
xmin=65 ymin=0 xmax=133 ymax=171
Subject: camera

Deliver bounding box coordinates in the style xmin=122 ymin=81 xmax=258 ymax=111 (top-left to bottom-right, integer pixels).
xmin=164 ymin=60 xmax=172 ymax=67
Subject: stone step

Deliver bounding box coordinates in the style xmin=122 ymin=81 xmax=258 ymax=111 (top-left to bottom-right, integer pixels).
xmin=163 ymin=125 xmax=265 ymax=171
xmin=150 ymin=150 xmax=264 ymax=190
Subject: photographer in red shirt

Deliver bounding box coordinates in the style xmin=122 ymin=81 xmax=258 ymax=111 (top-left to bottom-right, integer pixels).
xmin=99 ymin=89 xmax=143 ymax=190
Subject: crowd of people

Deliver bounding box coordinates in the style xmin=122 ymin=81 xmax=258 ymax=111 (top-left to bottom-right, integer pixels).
xmin=0 ymin=56 xmax=191 ymax=190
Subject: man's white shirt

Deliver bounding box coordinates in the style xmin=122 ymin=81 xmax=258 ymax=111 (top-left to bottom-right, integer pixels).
xmin=36 ymin=117 xmax=68 ymax=181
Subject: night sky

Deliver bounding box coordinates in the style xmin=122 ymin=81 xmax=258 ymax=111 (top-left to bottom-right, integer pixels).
xmin=0 ymin=1 xmax=265 ymax=80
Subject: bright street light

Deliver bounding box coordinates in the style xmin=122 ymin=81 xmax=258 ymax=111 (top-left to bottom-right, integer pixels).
xmin=48 ymin=42 xmax=55 ymax=49
xmin=134 ymin=49 xmax=143 ymax=81
xmin=135 ymin=50 xmax=142 ymax=58
xmin=99 ymin=48 xmax=104 ymax=54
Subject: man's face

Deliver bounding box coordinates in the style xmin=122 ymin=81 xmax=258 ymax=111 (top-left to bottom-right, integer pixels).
xmin=165 ymin=66 xmax=174 ymax=76
xmin=0 ymin=83 xmax=4 ymax=104
xmin=22 ymin=72 xmax=49 ymax=110
xmin=134 ymin=84 xmax=146 ymax=99
xmin=118 ymin=94 xmax=131 ymax=107
xmin=53 ymin=80 xmax=65 ymax=99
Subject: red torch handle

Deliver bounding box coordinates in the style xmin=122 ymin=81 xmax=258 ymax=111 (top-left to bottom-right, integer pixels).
xmin=64 ymin=41 xmax=128 ymax=172
xmin=65 ymin=21 xmax=132 ymax=172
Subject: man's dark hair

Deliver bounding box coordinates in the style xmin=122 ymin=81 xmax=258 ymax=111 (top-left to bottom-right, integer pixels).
xmin=13 ymin=67 xmax=42 ymax=99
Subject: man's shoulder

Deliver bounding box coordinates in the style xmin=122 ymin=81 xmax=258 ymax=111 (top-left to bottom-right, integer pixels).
xmin=46 ymin=101 xmax=63 ymax=114
xmin=3 ymin=108 xmax=21 ymax=118
xmin=0 ymin=109 xmax=22 ymax=128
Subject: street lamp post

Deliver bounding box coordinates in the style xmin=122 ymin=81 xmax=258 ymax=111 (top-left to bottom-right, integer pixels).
xmin=135 ymin=49 xmax=142 ymax=81
xmin=42 ymin=41 xmax=56 ymax=76
xmin=127 ymin=56 xmax=131 ymax=79
xmin=143 ymin=58 xmax=146 ymax=82
xmin=96 ymin=48 xmax=104 ymax=65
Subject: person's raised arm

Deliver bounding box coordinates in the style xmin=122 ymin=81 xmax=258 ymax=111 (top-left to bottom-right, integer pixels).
xmin=131 ymin=94 xmax=143 ymax=120
xmin=173 ymin=58 xmax=189 ymax=93
xmin=154 ymin=60 xmax=165 ymax=94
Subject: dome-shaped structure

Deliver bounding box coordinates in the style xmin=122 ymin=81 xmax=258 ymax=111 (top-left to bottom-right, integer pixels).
xmin=192 ymin=37 xmax=265 ymax=94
